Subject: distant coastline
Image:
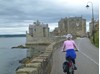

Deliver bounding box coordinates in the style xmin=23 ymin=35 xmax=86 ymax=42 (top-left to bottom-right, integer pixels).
xmin=0 ymin=34 xmax=26 ymax=37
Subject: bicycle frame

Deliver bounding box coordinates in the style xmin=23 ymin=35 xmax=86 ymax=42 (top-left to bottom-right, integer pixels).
xmin=62 ymin=50 xmax=78 ymax=74
xmin=66 ymin=57 xmax=74 ymax=74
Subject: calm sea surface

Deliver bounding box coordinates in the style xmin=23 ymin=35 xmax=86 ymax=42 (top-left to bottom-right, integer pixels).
xmin=0 ymin=37 xmax=27 ymax=74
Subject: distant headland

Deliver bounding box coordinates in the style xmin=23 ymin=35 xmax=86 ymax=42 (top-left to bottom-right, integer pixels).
xmin=0 ymin=34 xmax=26 ymax=37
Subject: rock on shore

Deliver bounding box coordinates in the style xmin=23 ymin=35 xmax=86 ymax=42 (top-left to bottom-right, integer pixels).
xmin=12 ymin=45 xmax=28 ymax=49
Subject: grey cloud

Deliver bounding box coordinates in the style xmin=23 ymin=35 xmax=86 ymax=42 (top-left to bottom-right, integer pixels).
xmin=0 ymin=0 xmax=99 ymax=27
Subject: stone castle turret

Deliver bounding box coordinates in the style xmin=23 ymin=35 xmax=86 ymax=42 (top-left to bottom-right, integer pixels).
xmin=26 ymin=20 xmax=52 ymax=48
xmin=29 ymin=20 xmax=49 ymax=37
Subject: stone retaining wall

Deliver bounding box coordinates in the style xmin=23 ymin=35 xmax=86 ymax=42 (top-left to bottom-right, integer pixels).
xmin=16 ymin=40 xmax=64 ymax=74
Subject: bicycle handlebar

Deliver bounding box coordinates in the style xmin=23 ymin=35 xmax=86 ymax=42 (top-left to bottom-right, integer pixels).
xmin=75 ymin=50 xmax=79 ymax=52
xmin=62 ymin=50 xmax=79 ymax=52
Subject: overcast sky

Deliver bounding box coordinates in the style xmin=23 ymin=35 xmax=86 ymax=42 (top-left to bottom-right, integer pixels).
xmin=0 ymin=0 xmax=99 ymax=34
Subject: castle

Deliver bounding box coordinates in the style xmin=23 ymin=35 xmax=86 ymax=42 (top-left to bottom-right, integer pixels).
xmin=53 ymin=16 xmax=86 ymax=37
xmin=26 ymin=20 xmax=52 ymax=48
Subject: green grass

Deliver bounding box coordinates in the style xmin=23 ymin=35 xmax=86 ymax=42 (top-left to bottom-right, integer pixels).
xmin=90 ymin=31 xmax=99 ymax=48
xmin=94 ymin=31 xmax=99 ymax=47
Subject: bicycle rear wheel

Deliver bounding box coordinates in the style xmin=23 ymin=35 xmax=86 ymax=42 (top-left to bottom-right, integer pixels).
xmin=67 ymin=70 xmax=74 ymax=74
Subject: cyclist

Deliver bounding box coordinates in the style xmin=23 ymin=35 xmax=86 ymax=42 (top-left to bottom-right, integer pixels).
xmin=62 ymin=34 xmax=79 ymax=70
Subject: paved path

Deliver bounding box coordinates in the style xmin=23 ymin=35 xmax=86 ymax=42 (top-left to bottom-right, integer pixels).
xmin=50 ymin=38 xmax=99 ymax=74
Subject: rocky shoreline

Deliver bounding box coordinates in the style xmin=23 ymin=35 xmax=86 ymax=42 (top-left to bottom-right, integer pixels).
xmin=11 ymin=45 xmax=28 ymax=49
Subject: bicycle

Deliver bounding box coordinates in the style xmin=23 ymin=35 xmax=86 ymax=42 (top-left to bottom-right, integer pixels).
xmin=63 ymin=50 xmax=78 ymax=74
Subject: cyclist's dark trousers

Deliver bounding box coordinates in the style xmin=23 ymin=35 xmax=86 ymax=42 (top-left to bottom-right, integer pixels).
xmin=66 ymin=57 xmax=75 ymax=64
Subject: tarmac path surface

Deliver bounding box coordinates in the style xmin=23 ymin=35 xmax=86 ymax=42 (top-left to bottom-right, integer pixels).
xmin=50 ymin=38 xmax=99 ymax=74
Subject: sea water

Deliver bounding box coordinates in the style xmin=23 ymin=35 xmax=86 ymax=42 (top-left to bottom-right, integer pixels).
xmin=0 ymin=37 xmax=27 ymax=74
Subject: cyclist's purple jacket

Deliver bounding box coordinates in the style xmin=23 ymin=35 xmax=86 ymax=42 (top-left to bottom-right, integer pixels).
xmin=63 ymin=40 xmax=77 ymax=51
xmin=63 ymin=40 xmax=78 ymax=59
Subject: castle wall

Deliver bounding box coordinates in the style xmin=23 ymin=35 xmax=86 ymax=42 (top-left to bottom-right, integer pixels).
xmin=58 ymin=17 xmax=86 ymax=36
xmin=16 ymin=39 xmax=64 ymax=74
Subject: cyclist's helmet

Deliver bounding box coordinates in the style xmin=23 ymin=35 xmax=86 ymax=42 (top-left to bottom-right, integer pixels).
xmin=66 ymin=34 xmax=73 ymax=39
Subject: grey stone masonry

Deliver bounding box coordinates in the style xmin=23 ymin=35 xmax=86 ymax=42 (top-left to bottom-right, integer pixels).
xmin=26 ymin=20 xmax=53 ymax=50
xmin=16 ymin=39 xmax=64 ymax=74
xmin=28 ymin=20 xmax=50 ymax=37
xmin=58 ymin=16 xmax=86 ymax=36
xmin=16 ymin=67 xmax=38 ymax=74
